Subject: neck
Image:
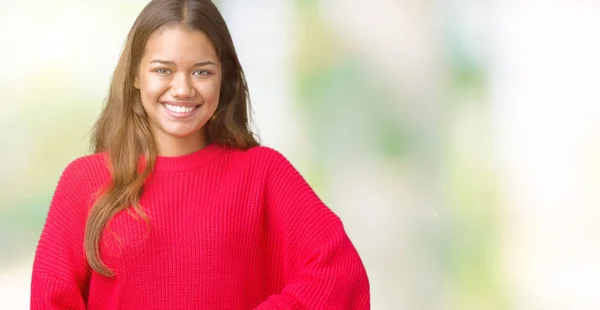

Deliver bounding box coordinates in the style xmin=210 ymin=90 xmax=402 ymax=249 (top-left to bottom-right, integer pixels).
xmin=154 ymin=130 xmax=208 ymax=157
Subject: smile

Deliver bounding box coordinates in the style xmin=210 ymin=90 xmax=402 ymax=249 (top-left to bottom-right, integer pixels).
xmin=165 ymin=103 xmax=197 ymax=113
xmin=161 ymin=102 xmax=202 ymax=119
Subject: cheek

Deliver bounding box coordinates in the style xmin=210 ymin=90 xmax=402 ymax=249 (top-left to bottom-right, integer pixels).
xmin=199 ymin=79 xmax=222 ymax=105
xmin=141 ymin=75 xmax=168 ymax=99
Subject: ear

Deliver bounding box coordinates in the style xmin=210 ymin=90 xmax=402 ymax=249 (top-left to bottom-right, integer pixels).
xmin=134 ymin=74 xmax=140 ymax=89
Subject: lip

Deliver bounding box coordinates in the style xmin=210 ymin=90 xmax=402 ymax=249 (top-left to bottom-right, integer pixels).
xmin=161 ymin=101 xmax=201 ymax=108
xmin=161 ymin=102 xmax=202 ymax=119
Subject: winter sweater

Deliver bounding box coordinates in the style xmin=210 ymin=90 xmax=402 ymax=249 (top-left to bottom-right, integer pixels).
xmin=31 ymin=144 xmax=370 ymax=309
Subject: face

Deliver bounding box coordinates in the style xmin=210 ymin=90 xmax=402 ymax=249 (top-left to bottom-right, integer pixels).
xmin=134 ymin=24 xmax=221 ymax=155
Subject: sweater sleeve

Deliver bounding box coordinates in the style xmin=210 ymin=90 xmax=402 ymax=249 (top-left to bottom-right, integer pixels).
xmin=254 ymin=149 xmax=370 ymax=310
xmin=31 ymin=158 xmax=92 ymax=309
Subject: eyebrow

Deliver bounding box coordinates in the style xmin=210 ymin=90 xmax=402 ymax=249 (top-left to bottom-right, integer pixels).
xmin=149 ymin=59 xmax=219 ymax=67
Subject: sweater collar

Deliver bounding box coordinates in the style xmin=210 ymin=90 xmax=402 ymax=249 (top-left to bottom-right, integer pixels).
xmin=153 ymin=143 xmax=225 ymax=172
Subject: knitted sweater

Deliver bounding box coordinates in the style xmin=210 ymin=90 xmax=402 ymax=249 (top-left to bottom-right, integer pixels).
xmin=31 ymin=144 xmax=370 ymax=309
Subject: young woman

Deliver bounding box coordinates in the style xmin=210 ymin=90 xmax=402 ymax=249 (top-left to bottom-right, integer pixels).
xmin=30 ymin=0 xmax=370 ymax=309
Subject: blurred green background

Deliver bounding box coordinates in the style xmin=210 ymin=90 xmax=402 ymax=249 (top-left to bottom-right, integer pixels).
xmin=2 ymin=1 xmax=600 ymax=309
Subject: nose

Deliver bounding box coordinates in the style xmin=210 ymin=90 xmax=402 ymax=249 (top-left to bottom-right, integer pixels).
xmin=170 ymin=73 xmax=195 ymax=98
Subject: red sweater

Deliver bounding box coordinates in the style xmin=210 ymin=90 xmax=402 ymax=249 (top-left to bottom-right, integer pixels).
xmin=31 ymin=144 xmax=370 ymax=309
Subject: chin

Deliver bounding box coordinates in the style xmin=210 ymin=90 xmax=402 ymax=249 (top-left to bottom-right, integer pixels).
xmin=167 ymin=129 xmax=204 ymax=139
xmin=159 ymin=123 xmax=205 ymax=138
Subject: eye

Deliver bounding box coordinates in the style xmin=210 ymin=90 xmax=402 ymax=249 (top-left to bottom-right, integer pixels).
xmin=193 ymin=69 xmax=211 ymax=76
xmin=155 ymin=68 xmax=171 ymax=75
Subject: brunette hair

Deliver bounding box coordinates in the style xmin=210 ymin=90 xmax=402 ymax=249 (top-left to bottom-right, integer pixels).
xmin=87 ymin=0 xmax=258 ymax=276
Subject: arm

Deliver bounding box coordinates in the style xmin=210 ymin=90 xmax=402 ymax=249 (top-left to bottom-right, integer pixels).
xmin=31 ymin=159 xmax=92 ymax=309
xmin=254 ymin=150 xmax=370 ymax=310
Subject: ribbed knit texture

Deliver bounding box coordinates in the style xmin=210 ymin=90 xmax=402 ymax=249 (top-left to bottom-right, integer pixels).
xmin=31 ymin=144 xmax=370 ymax=309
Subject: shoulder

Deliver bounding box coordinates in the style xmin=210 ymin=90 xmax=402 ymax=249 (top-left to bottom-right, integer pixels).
xmin=225 ymin=145 xmax=294 ymax=169
xmin=56 ymin=152 xmax=110 ymax=194
xmin=218 ymin=145 xmax=302 ymax=183
xmin=61 ymin=152 xmax=108 ymax=178
xmin=246 ymin=145 xmax=288 ymax=161
xmin=44 ymin=153 xmax=110 ymax=221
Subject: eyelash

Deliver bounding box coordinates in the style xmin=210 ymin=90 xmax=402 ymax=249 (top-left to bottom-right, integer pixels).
xmin=194 ymin=70 xmax=211 ymax=76
xmin=155 ymin=68 xmax=171 ymax=75
xmin=154 ymin=69 xmax=212 ymax=76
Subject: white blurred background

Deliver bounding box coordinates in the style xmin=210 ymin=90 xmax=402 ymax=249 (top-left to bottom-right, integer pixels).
xmin=1 ymin=1 xmax=599 ymax=309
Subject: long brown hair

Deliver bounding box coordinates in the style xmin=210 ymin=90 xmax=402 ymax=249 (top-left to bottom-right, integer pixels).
xmin=87 ymin=0 xmax=259 ymax=276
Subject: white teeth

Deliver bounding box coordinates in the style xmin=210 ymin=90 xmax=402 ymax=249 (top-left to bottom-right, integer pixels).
xmin=165 ymin=104 xmax=195 ymax=113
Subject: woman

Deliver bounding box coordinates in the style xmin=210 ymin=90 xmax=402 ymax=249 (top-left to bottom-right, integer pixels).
xmin=31 ymin=0 xmax=370 ymax=309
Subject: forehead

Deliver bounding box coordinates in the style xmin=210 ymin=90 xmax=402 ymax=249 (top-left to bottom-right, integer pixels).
xmin=143 ymin=25 xmax=218 ymax=62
